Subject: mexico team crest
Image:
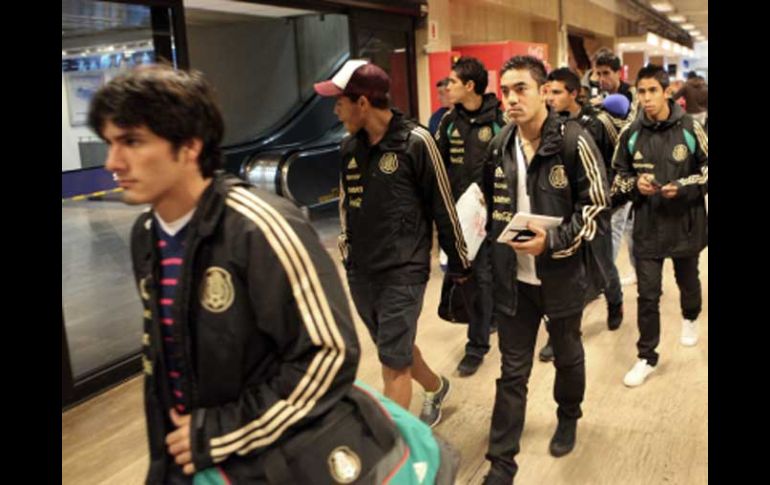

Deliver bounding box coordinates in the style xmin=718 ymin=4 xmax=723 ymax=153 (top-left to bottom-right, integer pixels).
xmin=549 ymin=165 xmax=568 ymax=189
xmin=201 ymin=267 xmax=235 ymax=313
xmin=328 ymin=446 xmax=361 ymax=483
xmin=379 ymin=152 xmax=399 ymax=174
xmin=672 ymin=144 xmax=688 ymax=162
xmin=478 ymin=126 xmax=493 ymax=142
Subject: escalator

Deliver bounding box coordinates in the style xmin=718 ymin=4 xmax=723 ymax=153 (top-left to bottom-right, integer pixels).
xmin=187 ymin=6 xmax=417 ymax=212
xmin=223 ymin=54 xmax=350 ymax=210
xmin=182 ymin=7 xmax=354 ymax=211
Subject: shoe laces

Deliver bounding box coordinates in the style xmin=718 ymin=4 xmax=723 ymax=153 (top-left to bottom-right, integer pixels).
xmin=422 ymin=392 xmax=437 ymax=415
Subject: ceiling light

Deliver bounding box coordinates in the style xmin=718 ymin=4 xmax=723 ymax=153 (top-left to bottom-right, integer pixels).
xmin=668 ymin=14 xmax=686 ymax=23
xmin=681 ymin=23 xmax=696 ymax=30
xmin=650 ymin=1 xmax=674 ymax=13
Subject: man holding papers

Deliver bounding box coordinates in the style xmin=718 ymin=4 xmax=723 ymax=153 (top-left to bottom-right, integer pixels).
xmin=481 ymin=56 xmax=609 ymax=485
xmin=435 ymin=56 xmax=505 ymax=377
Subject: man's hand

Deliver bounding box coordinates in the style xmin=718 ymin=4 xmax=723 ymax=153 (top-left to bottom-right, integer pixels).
xmin=637 ymin=174 xmax=659 ymax=196
xmin=167 ymin=409 xmax=196 ymax=475
xmin=508 ymin=222 xmax=547 ymax=256
xmin=661 ymin=183 xmax=679 ymax=199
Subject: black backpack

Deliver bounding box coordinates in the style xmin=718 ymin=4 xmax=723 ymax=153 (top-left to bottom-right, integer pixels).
xmin=560 ymin=119 xmax=613 ymax=303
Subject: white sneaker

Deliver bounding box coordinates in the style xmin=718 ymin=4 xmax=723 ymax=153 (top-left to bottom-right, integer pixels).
xmin=623 ymin=359 xmax=655 ymax=387
xmin=620 ymin=272 xmax=637 ymax=286
xmin=680 ymin=319 xmax=699 ymax=346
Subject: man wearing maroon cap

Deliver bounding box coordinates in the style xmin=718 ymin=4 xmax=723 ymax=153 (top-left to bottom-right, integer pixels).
xmin=315 ymin=60 xmax=472 ymax=427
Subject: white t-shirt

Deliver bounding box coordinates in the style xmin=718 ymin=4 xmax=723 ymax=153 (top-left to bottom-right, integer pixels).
xmin=155 ymin=208 xmax=195 ymax=237
xmin=514 ymin=134 xmax=542 ymax=286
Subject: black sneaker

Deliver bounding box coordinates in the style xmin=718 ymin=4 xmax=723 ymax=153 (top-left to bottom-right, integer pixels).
xmin=538 ymin=342 xmax=554 ymax=362
xmin=457 ymin=353 xmax=484 ymax=376
xmin=549 ymin=419 xmax=577 ymax=457
xmin=607 ymin=303 xmax=623 ymax=331
xmin=419 ymin=376 xmax=451 ymax=427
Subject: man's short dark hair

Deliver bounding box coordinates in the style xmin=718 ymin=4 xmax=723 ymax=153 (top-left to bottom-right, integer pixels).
xmin=591 ymin=47 xmax=614 ymax=64
xmin=636 ymin=64 xmax=670 ymax=90
xmin=547 ymin=68 xmax=581 ymax=94
xmin=596 ymin=54 xmax=621 ymax=72
xmin=501 ymin=55 xmax=548 ymax=87
xmin=89 ymin=64 xmax=224 ymax=177
xmin=436 ymin=77 xmax=449 ymax=88
xmin=687 ymin=71 xmax=698 ymax=80
xmin=452 ymin=57 xmax=488 ymax=95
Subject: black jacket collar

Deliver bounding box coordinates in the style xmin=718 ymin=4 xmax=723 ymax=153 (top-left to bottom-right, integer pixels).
xmin=452 ymin=93 xmax=501 ymax=125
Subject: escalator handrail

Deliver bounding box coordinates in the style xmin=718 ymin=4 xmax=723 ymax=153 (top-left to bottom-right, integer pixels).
xmin=223 ymin=53 xmax=350 ymax=153
xmin=281 ymin=143 xmax=344 ymax=207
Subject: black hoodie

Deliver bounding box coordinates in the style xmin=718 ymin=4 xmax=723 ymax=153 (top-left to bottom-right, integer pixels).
xmin=435 ymin=93 xmax=505 ymax=199
xmin=611 ymin=100 xmax=708 ymax=258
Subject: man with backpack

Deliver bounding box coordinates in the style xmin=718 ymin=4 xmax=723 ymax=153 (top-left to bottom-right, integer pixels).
xmin=435 ymin=56 xmax=505 ymax=376
xmin=481 ymin=56 xmax=609 ymax=484
xmin=536 ymin=68 xmax=626 ymax=363
xmin=611 ymin=65 xmax=708 ymax=388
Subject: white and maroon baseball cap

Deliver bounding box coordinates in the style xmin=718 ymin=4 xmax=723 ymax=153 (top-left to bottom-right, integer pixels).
xmin=314 ymin=59 xmax=390 ymax=100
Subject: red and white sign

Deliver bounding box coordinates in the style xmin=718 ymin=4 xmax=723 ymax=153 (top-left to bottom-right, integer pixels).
xmin=430 ymin=21 xmax=439 ymax=42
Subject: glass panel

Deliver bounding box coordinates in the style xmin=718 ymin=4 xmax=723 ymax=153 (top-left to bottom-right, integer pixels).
xmin=62 ymin=201 xmax=146 ymax=378
xmin=356 ymin=28 xmax=413 ymax=117
xmin=62 ymin=0 xmax=157 ymax=379
xmin=184 ymin=9 xmax=349 ymax=146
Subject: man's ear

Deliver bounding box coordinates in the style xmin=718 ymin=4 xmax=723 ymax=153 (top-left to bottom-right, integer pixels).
xmin=181 ymin=138 xmax=203 ymax=164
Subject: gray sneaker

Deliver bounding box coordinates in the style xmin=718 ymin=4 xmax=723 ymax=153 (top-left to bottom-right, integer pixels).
xmin=419 ymin=376 xmax=451 ymax=427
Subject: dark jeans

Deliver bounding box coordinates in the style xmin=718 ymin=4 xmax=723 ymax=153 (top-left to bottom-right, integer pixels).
xmin=602 ymin=218 xmax=623 ymax=307
xmin=636 ymin=256 xmax=702 ymax=366
xmin=486 ymin=282 xmax=585 ymax=480
xmin=466 ymin=240 xmax=493 ymax=357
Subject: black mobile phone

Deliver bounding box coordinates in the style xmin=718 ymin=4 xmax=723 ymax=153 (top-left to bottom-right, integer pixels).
xmin=512 ymin=230 xmax=536 ymax=242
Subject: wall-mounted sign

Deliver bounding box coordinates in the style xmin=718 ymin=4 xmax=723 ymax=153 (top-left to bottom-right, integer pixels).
xmin=61 ymin=50 xmax=155 ymax=73
xmin=64 ymin=72 xmax=104 ymax=126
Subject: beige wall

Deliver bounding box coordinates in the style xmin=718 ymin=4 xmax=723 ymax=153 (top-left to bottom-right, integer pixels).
xmin=622 ymin=51 xmax=646 ymax=84
xmin=533 ymin=21 xmax=560 ymax=68
xmin=584 ymin=36 xmax=616 ymax=58
xmin=648 ymin=55 xmax=664 ymax=66
xmin=416 ymin=0 xmax=627 ymax=121
xmin=417 ymin=0 xmax=452 ymax=124
xmin=563 ymin=0 xmax=617 ymax=38
xmin=450 ymin=1 xmax=537 ymax=46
